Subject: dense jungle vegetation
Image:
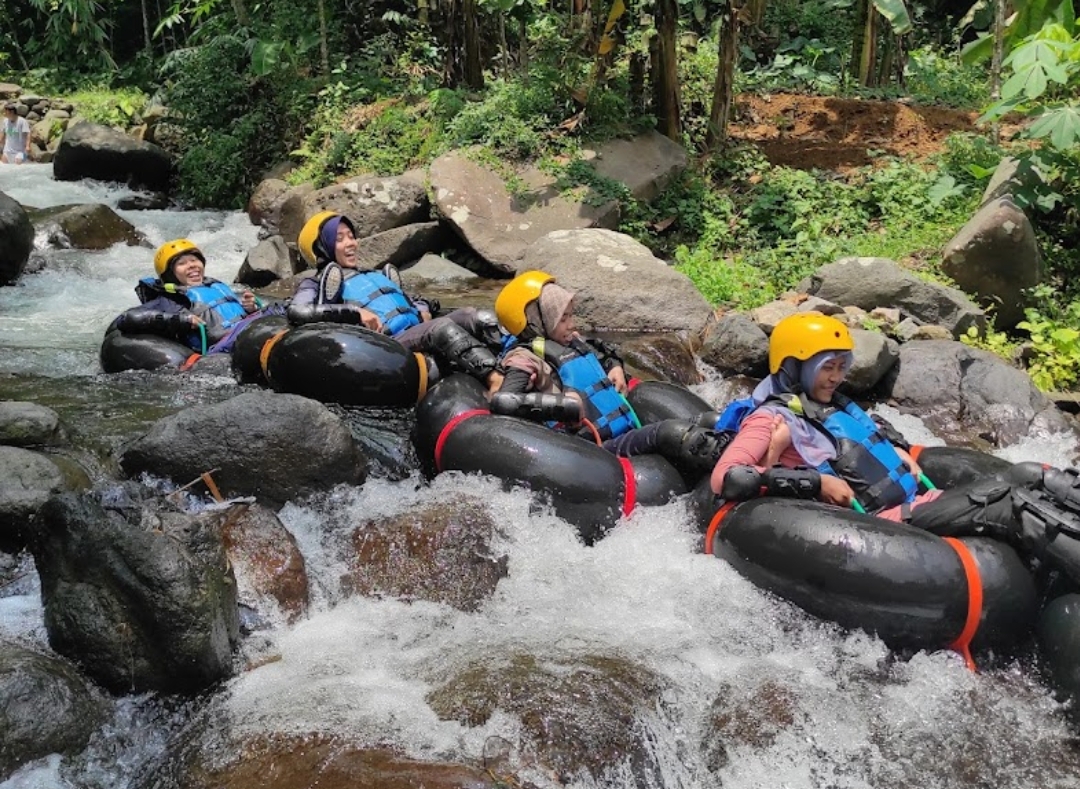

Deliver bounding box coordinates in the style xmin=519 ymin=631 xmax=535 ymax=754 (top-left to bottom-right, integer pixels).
xmin=4 ymin=0 xmax=1080 ymax=390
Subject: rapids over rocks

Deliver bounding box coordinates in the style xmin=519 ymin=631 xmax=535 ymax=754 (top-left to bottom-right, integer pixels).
xmin=4 ymin=164 xmax=1080 ymax=788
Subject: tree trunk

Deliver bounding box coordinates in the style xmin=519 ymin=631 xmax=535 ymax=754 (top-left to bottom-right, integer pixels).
xmin=231 ymin=0 xmax=250 ymax=27
xmin=141 ymin=0 xmax=152 ymax=54
xmin=499 ymin=12 xmax=509 ymax=76
xmin=858 ymin=7 xmax=879 ymax=86
xmin=654 ymin=0 xmax=680 ymax=140
xmin=519 ymin=15 xmax=528 ymax=74
xmin=463 ymin=0 xmax=484 ymax=89
xmin=991 ymin=0 xmax=1006 ymax=144
xmin=317 ymin=0 xmax=329 ymax=75
xmin=850 ymin=0 xmax=868 ymax=85
xmin=705 ymin=0 xmax=739 ymax=151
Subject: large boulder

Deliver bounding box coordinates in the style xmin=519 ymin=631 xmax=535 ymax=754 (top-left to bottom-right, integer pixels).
xmin=53 ymin=123 xmax=172 ymax=192
xmin=35 ymin=203 xmax=144 ymax=250
xmin=354 ymin=221 xmax=449 ymax=271
xmin=118 ymin=391 xmax=366 ymax=506
xmin=521 ymin=229 xmax=714 ymax=336
xmin=0 ymin=191 xmax=34 ymax=286
xmin=32 ymin=490 xmax=240 ymax=694
xmin=884 ymin=340 xmax=1073 ymax=446
xmin=235 ymin=235 xmax=300 ymax=287
xmin=798 ymin=257 xmax=985 ymax=339
xmin=700 ymin=312 xmax=770 ymax=378
xmin=0 ymin=641 xmax=110 ymax=781
xmin=278 ymin=175 xmax=429 ymax=245
xmin=941 ymin=197 xmax=1042 ymax=329
xmin=429 ymin=134 xmax=688 ymax=274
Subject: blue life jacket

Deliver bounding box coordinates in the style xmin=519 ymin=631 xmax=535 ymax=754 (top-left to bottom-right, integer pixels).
xmin=718 ymin=392 xmax=918 ymax=513
xmin=340 ymin=270 xmax=422 ymax=336
xmin=530 ymin=337 xmax=639 ymax=440
xmin=138 ymin=277 xmax=248 ymax=349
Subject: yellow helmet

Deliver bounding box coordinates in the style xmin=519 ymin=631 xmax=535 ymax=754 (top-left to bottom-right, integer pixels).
xmin=495 ymin=270 xmax=555 ymax=335
xmin=154 ymin=239 xmax=204 ymax=277
xmin=769 ymin=312 xmax=854 ymax=374
xmin=298 ymin=211 xmax=352 ymax=267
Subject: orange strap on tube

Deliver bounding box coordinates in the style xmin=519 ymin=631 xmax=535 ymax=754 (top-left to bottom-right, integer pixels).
xmin=943 ymin=537 xmax=984 ymax=671
xmin=259 ymin=329 xmax=290 ymax=379
xmin=179 ymin=353 xmax=201 ymax=372
xmin=703 ymin=501 xmax=738 ymax=555
xmin=581 ymin=418 xmax=603 ymax=446
xmin=413 ymin=353 xmax=429 ymax=402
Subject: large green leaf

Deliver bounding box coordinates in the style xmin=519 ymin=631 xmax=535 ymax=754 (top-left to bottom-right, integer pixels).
xmin=960 ymin=31 xmax=995 ymax=64
xmin=872 ymin=0 xmax=912 ymax=34
xmin=1026 ymin=104 xmax=1080 ymax=147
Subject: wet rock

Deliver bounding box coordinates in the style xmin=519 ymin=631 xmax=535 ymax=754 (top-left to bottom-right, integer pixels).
xmin=0 ymin=447 xmax=73 ymax=554
xmin=37 ymin=203 xmax=144 ymax=250
xmin=401 ymin=252 xmax=481 ymax=288
xmin=217 ymin=503 xmax=308 ymax=624
xmin=32 ymin=491 xmax=240 ymax=694
xmin=117 ymin=192 xmax=170 ymax=210
xmin=884 ymin=339 xmax=1072 ymax=446
xmin=0 ymin=401 xmax=67 ymax=447
xmin=428 ymin=652 xmax=668 ymax=784
xmin=703 ymin=680 xmax=799 ymax=770
xmin=619 ymin=334 xmax=703 ymax=385
xmin=522 ymin=229 xmax=714 ymax=336
xmin=700 ymin=312 xmax=769 ymax=378
xmin=799 ymin=257 xmax=986 ymax=339
xmin=53 ymin=122 xmax=173 ymax=192
xmin=348 ymin=497 xmax=507 ymax=612
xmin=169 ymin=734 xmax=512 ymax=789
xmin=118 ymin=391 xmax=366 ymax=507
xmin=0 ymin=640 xmax=110 ymax=781
xmin=0 ymin=191 xmax=34 ymax=286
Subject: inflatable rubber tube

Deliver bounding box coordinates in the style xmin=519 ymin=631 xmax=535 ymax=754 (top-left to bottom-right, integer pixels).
xmin=626 ymin=380 xmax=713 ymax=424
xmin=1037 ymin=593 xmax=1080 ymax=711
xmin=99 ymin=329 xmax=195 ymax=373
xmin=263 ymin=322 xmax=428 ymax=407
xmin=231 ymin=314 xmax=289 ymax=385
xmin=414 ymin=375 xmax=686 ymax=544
xmin=706 ymin=497 xmax=1036 ymax=653
xmin=911 ymin=445 xmax=1014 ymax=490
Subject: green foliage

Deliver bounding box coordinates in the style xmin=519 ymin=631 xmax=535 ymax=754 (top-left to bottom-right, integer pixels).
xmin=961 ymin=324 xmax=1020 ymax=363
xmin=25 ymin=0 xmax=115 ymax=75
xmin=163 ymin=35 xmax=292 ymax=207
xmin=904 ymin=46 xmax=991 ymax=108
xmin=1015 ymin=286 xmax=1080 ymax=391
xmin=67 ymin=88 xmax=149 ymax=127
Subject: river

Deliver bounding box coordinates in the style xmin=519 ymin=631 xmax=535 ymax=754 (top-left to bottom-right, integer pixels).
xmin=2 ymin=163 xmax=1080 ymax=789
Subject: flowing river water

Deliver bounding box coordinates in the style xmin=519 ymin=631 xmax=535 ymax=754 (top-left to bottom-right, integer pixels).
xmin=3 ymin=164 xmax=1080 ymax=789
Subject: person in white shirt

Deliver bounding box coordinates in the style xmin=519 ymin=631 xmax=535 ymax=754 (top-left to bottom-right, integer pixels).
xmin=1 ymin=103 xmax=31 ymax=164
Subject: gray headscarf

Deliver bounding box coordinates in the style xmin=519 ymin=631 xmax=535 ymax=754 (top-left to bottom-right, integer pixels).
xmin=749 ymin=349 xmax=854 ymax=468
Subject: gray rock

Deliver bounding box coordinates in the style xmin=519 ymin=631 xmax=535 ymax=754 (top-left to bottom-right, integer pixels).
xmin=590 ymin=130 xmax=688 ymax=202
xmin=33 ymin=492 xmax=240 ymax=694
xmin=981 ymin=156 xmax=1045 ymax=206
xmin=0 ymin=191 xmax=34 ymax=285
xmin=885 ymin=340 xmax=1072 ymax=446
xmin=749 ymin=300 xmax=798 ymax=331
xmin=355 ymin=221 xmax=449 ymax=271
xmin=0 ymin=402 xmax=66 ymax=447
xmin=36 ymin=203 xmax=143 ymax=250
xmin=700 ymin=312 xmax=769 ymax=378
xmin=0 ymin=447 xmax=70 ymax=553
xmin=401 ymin=252 xmax=480 ymax=286
xmin=845 ymin=328 xmax=898 ymax=394
xmin=298 ymin=175 xmax=430 ymax=242
xmin=941 ymin=197 xmax=1042 ymax=329
xmin=521 ymin=229 xmax=714 ymax=336
xmin=0 ymin=641 xmax=109 ymax=780
xmin=235 ymin=235 xmax=298 ymax=287
xmin=797 ymin=296 xmax=845 ymax=315
xmin=118 ymin=391 xmax=366 ymax=507
xmin=53 ymin=123 xmax=172 ymax=192
xmin=799 ymin=257 xmax=985 ymax=339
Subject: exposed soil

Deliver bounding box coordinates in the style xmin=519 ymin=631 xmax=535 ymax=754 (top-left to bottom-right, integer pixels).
xmin=727 ymin=93 xmax=1021 ymax=172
